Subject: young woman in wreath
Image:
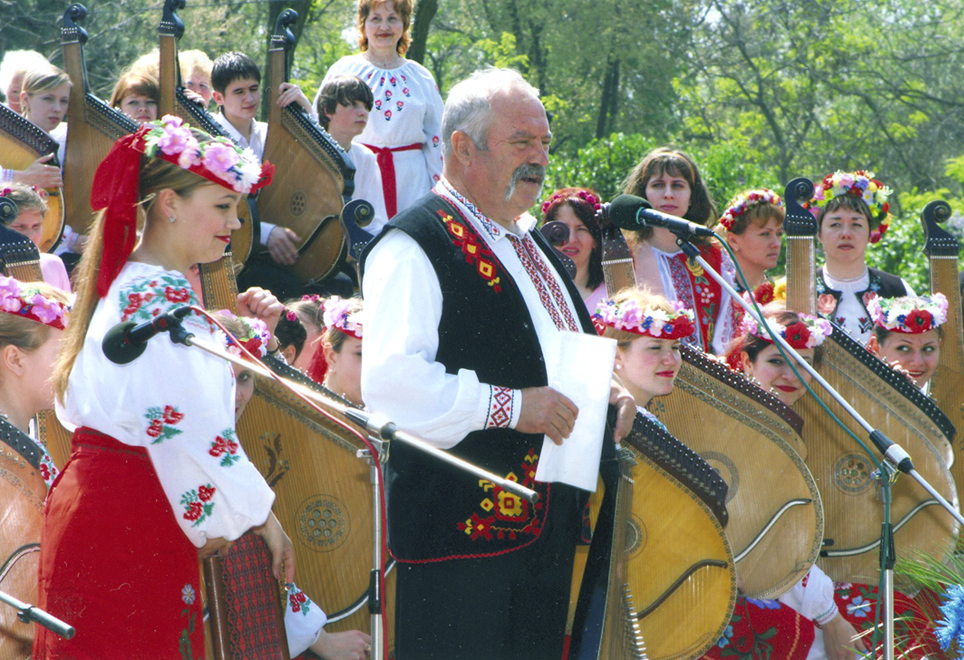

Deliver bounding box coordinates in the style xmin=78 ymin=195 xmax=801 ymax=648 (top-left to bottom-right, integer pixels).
xmin=35 ymin=115 xmax=294 ymax=659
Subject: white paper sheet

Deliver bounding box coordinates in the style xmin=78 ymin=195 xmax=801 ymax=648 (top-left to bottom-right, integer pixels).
xmin=533 ymin=330 xmax=616 ymax=492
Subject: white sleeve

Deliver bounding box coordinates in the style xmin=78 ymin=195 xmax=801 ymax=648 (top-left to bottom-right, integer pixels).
xmin=417 ymin=69 xmax=444 ymax=185
xmin=60 ymin=268 xmax=276 ymax=547
xmin=260 ymin=221 xmax=277 ymax=247
xmin=777 ymin=565 xmax=839 ymax=626
xmin=361 ymin=229 xmax=522 ymax=448
xmin=283 ymin=583 xmax=326 ymax=657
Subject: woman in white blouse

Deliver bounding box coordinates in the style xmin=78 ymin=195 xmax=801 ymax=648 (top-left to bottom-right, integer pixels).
xmin=35 ymin=117 xmax=293 ymax=658
xmin=317 ymin=0 xmax=444 ymax=220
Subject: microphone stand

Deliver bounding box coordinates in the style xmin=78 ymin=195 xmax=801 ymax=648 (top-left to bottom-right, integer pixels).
xmin=136 ymin=315 xmax=541 ymax=660
xmin=0 ymin=589 xmax=74 ymax=640
xmin=673 ymin=234 xmax=964 ymax=660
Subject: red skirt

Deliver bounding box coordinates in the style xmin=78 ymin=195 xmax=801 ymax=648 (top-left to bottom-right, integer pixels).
xmin=33 ymin=427 xmax=205 ymax=659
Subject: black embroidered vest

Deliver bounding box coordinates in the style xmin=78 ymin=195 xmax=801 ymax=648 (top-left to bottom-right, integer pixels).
xmin=816 ymin=266 xmax=908 ymax=335
xmin=361 ymin=192 xmax=602 ymax=562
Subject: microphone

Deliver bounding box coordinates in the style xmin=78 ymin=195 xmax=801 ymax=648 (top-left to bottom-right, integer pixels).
xmin=609 ymin=194 xmax=715 ymax=238
xmin=102 ymin=306 xmax=194 ymax=364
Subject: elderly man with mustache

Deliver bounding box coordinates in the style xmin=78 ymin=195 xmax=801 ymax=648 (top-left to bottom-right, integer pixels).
xmin=360 ymin=67 xmax=633 ymax=660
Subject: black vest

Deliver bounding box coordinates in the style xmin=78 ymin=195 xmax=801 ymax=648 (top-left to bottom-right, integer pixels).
xmin=361 ymin=191 xmax=604 ymax=562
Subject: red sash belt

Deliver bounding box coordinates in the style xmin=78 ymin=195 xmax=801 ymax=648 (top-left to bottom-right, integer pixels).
xmin=363 ymin=141 xmax=423 ymax=218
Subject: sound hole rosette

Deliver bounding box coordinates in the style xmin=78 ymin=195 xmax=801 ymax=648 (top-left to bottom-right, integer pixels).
xmin=297 ymin=494 xmax=350 ymax=551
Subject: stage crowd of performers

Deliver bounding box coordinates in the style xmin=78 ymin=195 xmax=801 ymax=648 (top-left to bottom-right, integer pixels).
xmin=2 ymin=0 xmax=964 ymax=659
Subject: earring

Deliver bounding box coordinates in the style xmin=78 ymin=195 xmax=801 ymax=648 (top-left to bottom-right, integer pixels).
xmin=168 ymin=216 xmax=176 ymax=224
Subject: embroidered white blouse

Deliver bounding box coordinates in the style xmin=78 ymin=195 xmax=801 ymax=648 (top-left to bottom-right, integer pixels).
xmin=319 ymin=55 xmax=444 ymax=216
xmin=56 ymin=262 xmax=275 ymax=547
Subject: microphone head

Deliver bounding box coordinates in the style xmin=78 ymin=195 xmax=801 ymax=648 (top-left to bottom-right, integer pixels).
xmin=102 ymin=321 xmax=147 ymax=364
xmin=608 ymin=194 xmax=652 ymax=230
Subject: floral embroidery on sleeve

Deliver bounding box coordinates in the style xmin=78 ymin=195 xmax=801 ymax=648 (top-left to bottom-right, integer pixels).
xmin=181 ymin=484 xmax=216 ymax=526
xmin=145 ymin=405 xmax=185 ymax=443
xmin=209 ymin=429 xmax=240 ymax=467
xmin=287 ymin=586 xmax=312 ymax=615
xmin=119 ymin=274 xmax=197 ymax=323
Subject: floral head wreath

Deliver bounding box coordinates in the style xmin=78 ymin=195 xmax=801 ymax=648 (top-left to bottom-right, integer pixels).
xmin=808 ymin=170 xmax=892 ymax=243
xmin=541 ymin=188 xmax=601 ymax=216
xmin=218 ymin=311 xmax=272 ymax=358
xmin=740 ymin=312 xmax=832 ymax=350
xmin=593 ymin=298 xmax=696 ymax=340
xmin=867 ymin=293 xmax=947 ymax=334
xmin=322 ymin=296 xmax=363 ymax=339
xmin=719 ymin=188 xmax=783 ymax=231
xmin=91 ymin=115 xmax=275 ymax=298
xmin=0 ymin=275 xmax=70 ymax=331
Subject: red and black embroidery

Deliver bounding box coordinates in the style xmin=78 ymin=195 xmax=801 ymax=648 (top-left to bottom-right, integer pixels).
xmin=457 ymin=449 xmax=544 ymax=542
xmin=436 ymin=208 xmax=503 ymax=293
xmin=484 ymin=386 xmax=514 ymax=429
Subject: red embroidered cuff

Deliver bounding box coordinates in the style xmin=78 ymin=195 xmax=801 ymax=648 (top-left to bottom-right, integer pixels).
xmin=484 ymin=385 xmax=517 ymax=429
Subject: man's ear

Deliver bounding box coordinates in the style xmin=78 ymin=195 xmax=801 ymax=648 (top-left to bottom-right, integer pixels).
xmin=211 ymin=90 xmax=225 ymax=107
xmin=449 ymin=130 xmax=476 ymax=166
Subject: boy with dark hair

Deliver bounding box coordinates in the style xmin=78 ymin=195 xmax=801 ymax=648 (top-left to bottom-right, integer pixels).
xmin=211 ymin=51 xmax=311 ymax=272
xmin=316 ymin=74 xmax=387 ymax=235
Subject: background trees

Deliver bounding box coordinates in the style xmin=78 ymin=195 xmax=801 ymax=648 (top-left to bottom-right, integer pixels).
xmin=3 ymin=0 xmax=964 ymax=284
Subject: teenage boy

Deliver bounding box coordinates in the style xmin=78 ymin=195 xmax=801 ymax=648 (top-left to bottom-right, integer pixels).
xmin=211 ymin=51 xmax=311 ymax=268
xmin=316 ymin=74 xmax=387 ymax=236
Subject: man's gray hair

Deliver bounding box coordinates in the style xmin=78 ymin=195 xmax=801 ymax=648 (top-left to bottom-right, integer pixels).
xmin=441 ymin=68 xmax=540 ymax=158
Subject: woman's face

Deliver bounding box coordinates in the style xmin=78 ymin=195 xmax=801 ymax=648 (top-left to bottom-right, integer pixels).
xmin=818 ymin=208 xmax=870 ymax=268
xmin=21 ymin=83 xmax=70 ymax=133
xmin=185 ymin=71 xmax=213 ymax=105
xmin=643 ymin=170 xmax=691 ymax=218
xmin=325 ymin=336 xmax=363 ymax=406
xmin=119 ymin=93 xmax=158 ymax=124
xmin=554 ymin=204 xmax=596 ymax=281
xmin=728 ymin=216 xmax=784 ymax=271
xmin=22 ymin=329 xmax=63 ymax=416
xmin=233 ymin=365 xmax=256 ymax=421
xmin=169 ymin=185 xmax=243 ymax=267
xmin=364 ymin=1 xmax=403 ymax=53
xmin=9 ymin=209 xmax=44 ymax=247
xmin=744 ymin=344 xmax=815 ymax=407
xmin=616 ymin=336 xmax=682 ymax=407
xmin=870 ymin=330 xmax=941 ymax=388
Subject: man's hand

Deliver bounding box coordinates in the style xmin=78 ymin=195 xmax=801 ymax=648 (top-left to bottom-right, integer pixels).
xmin=609 ymin=376 xmax=636 ymax=444
xmin=517 ymin=386 xmax=578 ymax=445
xmin=266 ymin=225 xmax=301 ymax=265
xmin=14 ymin=154 xmax=62 ymax=188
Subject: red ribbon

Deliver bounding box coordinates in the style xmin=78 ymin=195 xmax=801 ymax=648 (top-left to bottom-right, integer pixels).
xmin=363 ymin=142 xmax=423 ymax=219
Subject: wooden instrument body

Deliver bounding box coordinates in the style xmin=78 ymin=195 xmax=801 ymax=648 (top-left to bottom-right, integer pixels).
xmin=652 ymin=347 xmax=823 ymax=599
xmin=0 ymin=420 xmax=46 ymax=660
xmin=0 ymin=105 xmax=65 ymax=253
xmin=235 ymin=360 xmax=393 ymax=641
xmin=257 ymin=10 xmax=351 ymax=285
xmin=157 ymin=0 xmax=253 ymax=264
xmin=622 ymin=419 xmax=734 ymax=660
xmin=921 ymin=201 xmax=964 ymax=498
xmin=61 ymin=5 xmax=139 ymax=236
xmin=783 ymin=179 xmax=959 ymax=587
xmin=599 ymin=210 xmax=821 ymax=599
